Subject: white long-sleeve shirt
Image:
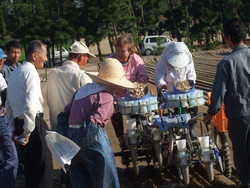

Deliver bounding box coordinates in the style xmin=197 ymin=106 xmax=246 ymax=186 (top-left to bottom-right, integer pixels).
xmin=154 ymin=57 xmax=196 ymax=90
xmin=6 ymin=61 xmax=43 ymax=136
xmin=47 ymin=60 xmax=92 ymax=130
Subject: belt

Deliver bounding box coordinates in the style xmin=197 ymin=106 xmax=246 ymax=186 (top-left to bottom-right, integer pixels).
xmin=15 ymin=113 xmax=44 ymax=120
xmin=69 ymin=125 xmax=82 ymax=129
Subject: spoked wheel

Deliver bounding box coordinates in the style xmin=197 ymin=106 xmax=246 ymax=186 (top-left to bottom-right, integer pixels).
xmin=213 ymin=128 xmax=232 ymax=178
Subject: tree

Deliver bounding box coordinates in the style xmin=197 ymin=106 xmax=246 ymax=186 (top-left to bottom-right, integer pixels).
xmin=0 ymin=4 xmax=8 ymax=48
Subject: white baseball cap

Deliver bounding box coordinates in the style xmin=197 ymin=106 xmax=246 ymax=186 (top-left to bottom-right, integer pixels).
xmin=69 ymin=41 xmax=96 ymax=57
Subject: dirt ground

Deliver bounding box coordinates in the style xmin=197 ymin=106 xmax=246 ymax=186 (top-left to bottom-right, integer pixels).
xmin=15 ymin=64 xmax=233 ymax=188
xmin=15 ymin=38 xmax=248 ymax=187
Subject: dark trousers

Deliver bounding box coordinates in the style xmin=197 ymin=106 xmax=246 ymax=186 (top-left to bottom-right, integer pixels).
xmin=15 ymin=117 xmax=53 ymax=188
xmin=228 ymin=116 xmax=250 ymax=186
xmin=0 ymin=134 xmax=18 ymax=188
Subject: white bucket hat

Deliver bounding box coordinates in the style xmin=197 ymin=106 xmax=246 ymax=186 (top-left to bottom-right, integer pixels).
xmin=86 ymin=58 xmax=136 ymax=89
xmin=161 ymin=42 xmax=192 ymax=68
xmin=69 ymin=41 xmax=96 ymax=57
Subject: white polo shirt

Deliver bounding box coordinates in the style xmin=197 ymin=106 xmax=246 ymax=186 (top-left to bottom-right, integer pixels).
xmin=6 ymin=61 xmax=43 ymax=136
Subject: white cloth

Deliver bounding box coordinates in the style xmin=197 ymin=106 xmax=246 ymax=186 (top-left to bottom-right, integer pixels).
xmin=154 ymin=57 xmax=196 ymax=91
xmin=161 ymin=42 xmax=193 ymax=68
xmin=6 ymin=61 xmax=44 ymax=136
xmin=0 ymin=73 xmax=7 ymax=107
xmin=0 ymin=73 xmax=7 ymax=92
xmin=75 ymin=81 xmax=118 ymax=101
xmin=47 ymin=60 xmax=92 ymax=130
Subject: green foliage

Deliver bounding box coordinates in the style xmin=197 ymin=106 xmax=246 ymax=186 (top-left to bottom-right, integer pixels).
xmin=186 ymin=44 xmax=198 ymax=52
xmin=0 ymin=0 xmax=250 ymax=63
xmin=19 ymin=48 xmax=26 ymax=63
xmin=202 ymin=41 xmax=218 ymax=51
xmin=151 ymin=37 xmax=165 ymax=56
xmin=0 ymin=4 xmax=8 ymax=48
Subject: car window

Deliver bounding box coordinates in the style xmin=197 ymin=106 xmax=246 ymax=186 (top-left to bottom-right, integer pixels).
xmin=146 ymin=38 xmax=149 ymax=43
xmin=161 ymin=37 xmax=167 ymax=42
xmin=150 ymin=38 xmax=157 ymax=43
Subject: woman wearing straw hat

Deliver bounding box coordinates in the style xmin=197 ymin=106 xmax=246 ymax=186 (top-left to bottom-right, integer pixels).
xmin=108 ymin=34 xmax=149 ymax=150
xmin=64 ymin=58 xmax=136 ymax=188
xmin=154 ymin=41 xmax=196 ymax=92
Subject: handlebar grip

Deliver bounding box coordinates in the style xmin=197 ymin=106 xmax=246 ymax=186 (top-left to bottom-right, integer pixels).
xmin=188 ymin=113 xmax=206 ymax=124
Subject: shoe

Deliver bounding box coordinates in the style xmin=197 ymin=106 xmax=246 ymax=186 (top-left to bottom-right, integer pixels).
xmin=119 ymin=142 xmax=128 ymax=151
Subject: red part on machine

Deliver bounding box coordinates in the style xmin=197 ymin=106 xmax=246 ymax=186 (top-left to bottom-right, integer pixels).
xmin=150 ymin=89 xmax=153 ymax=95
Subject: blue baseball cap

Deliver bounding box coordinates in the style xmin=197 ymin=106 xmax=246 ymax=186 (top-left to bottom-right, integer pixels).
xmin=0 ymin=49 xmax=7 ymax=60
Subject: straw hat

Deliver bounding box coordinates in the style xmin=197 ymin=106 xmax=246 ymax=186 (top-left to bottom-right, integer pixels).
xmin=161 ymin=42 xmax=192 ymax=68
xmin=86 ymin=58 xmax=136 ymax=89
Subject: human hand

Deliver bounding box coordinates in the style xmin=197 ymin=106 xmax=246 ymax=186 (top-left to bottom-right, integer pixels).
xmin=11 ymin=131 xmax=16 ymax=142
xmin=134 ymin=79 xmax=143 ymax=85
xmin=0 ymin=105 xmax=5 ymax=116
xmin=15 ymin=133 xmax=29 ymax=145
xmin=203 ymin=114 xmax=213 ymax=125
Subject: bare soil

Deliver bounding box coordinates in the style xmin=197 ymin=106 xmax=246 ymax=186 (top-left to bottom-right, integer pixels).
xmin=15 ymin=40 xmax=247 ymax=187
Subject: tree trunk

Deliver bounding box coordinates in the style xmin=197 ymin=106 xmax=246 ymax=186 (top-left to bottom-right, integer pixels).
xmin=167 ymin=0 xmax=182 ymax=42
xmin=96 ymin=41 xmax=103 ymax=61
xmin=129 ymin=1 xmax=135 ymax=16
xmin=131 ymin=0 xmax=137 ymax=17
xmin=186 ymin=7 xmax=189 ymax=44
xmin=108 ymin=34 xmax=114 ymax=53
xmin=47 ymin=43 xmax=52 ymax=67
xmin=113 ymin=23 xmax=118 ymax=39
xmin=247 ymin=0 xmax=250 ymax=35
xmin=60 ymin=45 xmax=62 ymax=65
xmin=33 ymin=1 xmax=35 ymax=13
xmin=57 ymin=0 xmax=60 ymax=19
xmin=140 ymin=1 xmax=145 ymax=36
xmin=52 ymin=43 xmax=55 ymax=66
xmin=85 ymin=39 xmax=90 ymax=47
xmin=106 ymin=22 xmax=114 ymax=53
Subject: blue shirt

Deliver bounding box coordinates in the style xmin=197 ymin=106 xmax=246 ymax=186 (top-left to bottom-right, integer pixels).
xmin=208 ymin=44 xmax=250 ymax=119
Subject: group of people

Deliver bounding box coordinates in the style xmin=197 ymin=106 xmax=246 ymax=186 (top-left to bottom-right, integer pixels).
xmin=0 ymin=17 xmax=249 ymax=188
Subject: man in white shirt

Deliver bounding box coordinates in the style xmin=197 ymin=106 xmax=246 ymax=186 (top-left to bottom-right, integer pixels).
xmin=47 ymin=41 xmax=95 ymax=131
xmin=6 ymin=40 xmax=53 ymax=188
xmin=47 ymin=41 xmax=95 ymax=187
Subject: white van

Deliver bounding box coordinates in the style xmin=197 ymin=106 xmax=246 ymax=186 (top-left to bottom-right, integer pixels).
xmin=141 ymin=36 xmax=171 ymax=55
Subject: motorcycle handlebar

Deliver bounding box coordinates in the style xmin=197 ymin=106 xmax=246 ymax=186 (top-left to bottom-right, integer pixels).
xmin=188 ymin=113 xmax=207 ymax=124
